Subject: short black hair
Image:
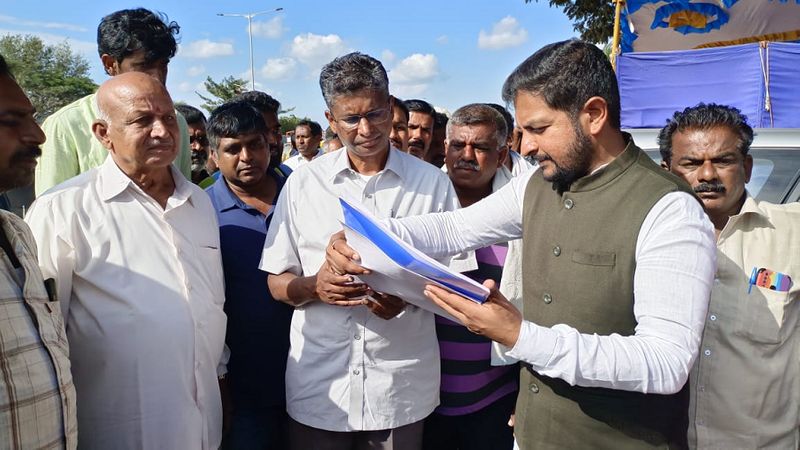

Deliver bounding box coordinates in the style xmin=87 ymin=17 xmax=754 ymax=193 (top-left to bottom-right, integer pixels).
xmin=296 ymin=120 xmax=322 ymax=137
xmin=502 ymin=39 xmax=621 ymax=130
xmin=657 ymin=103 xmax=754 ymax=164
xmin=391 ymin=95 xmax=409 ymax=122
xmin=320 ymin=52 xmax=389 ymax=109
xmin=485 ymin=103 xmax=514 ymax=137
xmin=175 ymin=103 xmax=206 ymax=125
xmin=232 ymin=90 xmax=281 ymax=115
xmin=206 ymin=101 xmax=267 ymax=151
xmin=0 ymin=53 xmax=11 ymax=79
xmin=434 ymin=111 xmax=448 ymax=131
xmin=405 ymin=99 xmax=435 ymax=118
xmin=97 ymin=8 xmax=180 ymax=64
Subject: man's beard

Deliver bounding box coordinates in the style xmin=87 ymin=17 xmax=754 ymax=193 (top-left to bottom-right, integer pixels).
xmin=191 ymin=152 xmax=208 ymax=172
xmin=541 ymin=123 xmax=593 ymax=194
xmin=0 ymin=145 xmax=42 ymax=190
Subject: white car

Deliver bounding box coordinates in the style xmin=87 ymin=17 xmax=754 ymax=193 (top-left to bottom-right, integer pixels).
xmin=628 ymin=128 xmax=800 ymax=204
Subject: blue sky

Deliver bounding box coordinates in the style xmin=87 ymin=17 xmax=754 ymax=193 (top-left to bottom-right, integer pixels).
xmin=2 ymin=0 xmax=578 ymax=125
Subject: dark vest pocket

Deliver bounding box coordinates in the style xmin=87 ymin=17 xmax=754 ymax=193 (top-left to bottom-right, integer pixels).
xmin=571 ymin=251 xmax=616 ymax=267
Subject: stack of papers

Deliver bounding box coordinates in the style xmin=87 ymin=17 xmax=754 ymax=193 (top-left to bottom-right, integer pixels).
xmin=339 ymin=198 xmax=489 ymax=323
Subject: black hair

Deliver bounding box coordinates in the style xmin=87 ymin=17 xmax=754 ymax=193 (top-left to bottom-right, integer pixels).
xmin=231 ymin=90 xmax=281 ymax=115
xmin=296 ymin=120 xmax=322 ymax=137
xmin=97 ymin=8 xmax=179 ymax=64
xmin=484 ymin=103 xmax=514 ymax=137
xmin=0 ymin=53 xmax=11 ymax=79
xmin=404 ymin=99 xmax=435 ymax=118
xmin=501 ymin=39 xmax=621 ymax=130
xmin=390 ymin=95 xmax=409 ymax=122
xmin=434 ymin=111 xmax=448 ymax=131
xmin=657 ymin=103 xmax=754 ymax=164
xmin=320 ymin=52 xmax=389 ymax=108
xmin=175 ymin=103 xmax=206 ymax=125
xmin=206 ymin=101 xmax=267 ymax=151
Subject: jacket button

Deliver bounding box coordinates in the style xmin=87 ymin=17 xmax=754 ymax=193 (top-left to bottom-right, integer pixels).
xmin=530 ymin=383 xmax=540 ymax=393
xmin=553 ymin=246 xmax=561 ymax=256
xmin=564 ymin=198 xmax=574 ymax=209
xmin=543 ymin=293 xmax=552 ymax=304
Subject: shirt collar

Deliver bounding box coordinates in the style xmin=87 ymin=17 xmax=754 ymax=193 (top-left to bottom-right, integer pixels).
xmin=99 ymin=155 xmax=194 ymax=207
xmin=209 ymin=175 xmax=241 ymax=212
xmin=737 ymin=193 xmax=767 ymax=218
xmin=327 ymin=145 xmax=406 ymax=182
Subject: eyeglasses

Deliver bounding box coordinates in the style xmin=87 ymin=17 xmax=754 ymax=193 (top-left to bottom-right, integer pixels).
xmin=189 ymin=135 xmax=209 ymax=147
xmin=333 ymin=107 xmax=391 ymax=131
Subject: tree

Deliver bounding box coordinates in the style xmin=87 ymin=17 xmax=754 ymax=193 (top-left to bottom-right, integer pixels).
xmin=0 ymin=34 xmax=97 ymax=120
xmin=279 ymin=114 xmax=312 ymax=134
xmin=196 ymin=75 xmax=248 ymax=113
xmin=525 ymin=0 xmax=615 ymax=44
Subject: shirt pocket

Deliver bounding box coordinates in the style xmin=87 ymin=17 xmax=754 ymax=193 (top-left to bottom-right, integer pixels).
xmin=571 ymin=250 xmax=616 ymax=267
xmin=734 ymin=286 xmax=794 ymax=344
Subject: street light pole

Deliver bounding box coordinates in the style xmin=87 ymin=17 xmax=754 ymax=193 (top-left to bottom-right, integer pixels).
xmin=217 ymin=7 xmax=284 ymax=91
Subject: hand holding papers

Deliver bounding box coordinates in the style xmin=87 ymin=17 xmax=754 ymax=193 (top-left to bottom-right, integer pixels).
xmin=338 ymin=198 xmax=489 ymax=323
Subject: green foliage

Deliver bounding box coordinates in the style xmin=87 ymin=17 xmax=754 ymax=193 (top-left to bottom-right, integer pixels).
xmin=0 ymin=34 xmax=97 ymax=120
xmin=196 ymin=75 xmax=248 ymax=113
xmin=279 ymin=114 xmax=312 ymax=134
xmin=525 ymin=0 xmax=615 ymax=44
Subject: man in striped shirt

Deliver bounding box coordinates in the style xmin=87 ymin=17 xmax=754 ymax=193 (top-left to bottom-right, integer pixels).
xmin=423 ymin=104 xmax=520 ymax=450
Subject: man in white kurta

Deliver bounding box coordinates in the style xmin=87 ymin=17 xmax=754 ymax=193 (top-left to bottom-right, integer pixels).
xmin=26 ymin=72 xmax=227 ymax=449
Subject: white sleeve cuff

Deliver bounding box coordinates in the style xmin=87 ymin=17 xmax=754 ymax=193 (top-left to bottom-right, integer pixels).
xmin=506 ymin=320 xmax=559 ymax=367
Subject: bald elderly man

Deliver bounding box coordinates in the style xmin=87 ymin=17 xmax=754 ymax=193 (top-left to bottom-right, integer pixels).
xmin=26 ymin=72 xmax=227 ymax=449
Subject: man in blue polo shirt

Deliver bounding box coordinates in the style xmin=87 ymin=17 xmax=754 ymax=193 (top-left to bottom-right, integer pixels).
xmin=205 ymin=100 xmax=292 ymax=449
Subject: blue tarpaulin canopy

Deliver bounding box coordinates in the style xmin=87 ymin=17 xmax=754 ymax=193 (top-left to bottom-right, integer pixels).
xmin=617 ymin=41 xmax=800 ymax=128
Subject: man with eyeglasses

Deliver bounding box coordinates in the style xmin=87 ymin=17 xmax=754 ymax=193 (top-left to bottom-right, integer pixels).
xmin=260 ymin=52 xmax=465 ymax=450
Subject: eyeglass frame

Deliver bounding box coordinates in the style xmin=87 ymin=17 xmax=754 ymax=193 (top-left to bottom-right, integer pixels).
xmin=329 ymin=105 xmax=392 ymax=132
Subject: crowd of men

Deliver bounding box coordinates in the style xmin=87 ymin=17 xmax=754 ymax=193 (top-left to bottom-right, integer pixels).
xmin=0 ymin=6 xmax=797 ymax=450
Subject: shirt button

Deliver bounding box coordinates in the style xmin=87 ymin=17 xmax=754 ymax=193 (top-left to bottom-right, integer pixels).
xmin=704 ymin=349 xmax=711 ymax=357
xmin=529 ymin=383 xmax=539 ymax=394
xmin=564 ymin=199 xmax=574 ymax=209
xmin=553 ymin=246 xmax=561 ymax=257
xmin=698 ymin=385 xmax=705 ymax=392
xmin=365 ymin=194 xmax=373 ymax=199
xmin=354 ymin=334 xmax=361 ymax=340
xmin=709 ymin=315 xmax=717 ymax=321
xmin=543 ymin=293 xmax=552 ymax=304
xmin=353 ymin=369 xmax=360 ymax=375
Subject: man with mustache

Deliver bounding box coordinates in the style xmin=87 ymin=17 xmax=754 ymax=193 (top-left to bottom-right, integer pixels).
xmin=0 ymin=53 xmax=77 ymax=449
xmin=405 ymin=99 xmax=436 ymax=160
xmin=326 ymin=40 xmax=717 ymax=448
xmin=176 ymin=104 xmax=214 ymax=185
xmin=35 ymin=8 xmax=192 ymax=195
xmin=205 ymin=101 xmax=292 ymax=448
xmin=659 ymin=103 xmax=800 ymax=448
xmin=25 ymin=72 xmax=227 ymax=449
xmin=424 ymin=103 xmax=518 ymax=450
xmin=284 ymin=120 xmax=323 ymax=170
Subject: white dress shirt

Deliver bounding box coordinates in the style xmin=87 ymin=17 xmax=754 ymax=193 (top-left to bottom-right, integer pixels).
xmin=386 ymin=169 xmax=716 ymax=395
xmin=260 ymin=147 xmax=461 ymax=431
xmin=283 ymin=149 xmax=324 ymax=170
xmin=26 ymin=156 xmax=227 ymax=450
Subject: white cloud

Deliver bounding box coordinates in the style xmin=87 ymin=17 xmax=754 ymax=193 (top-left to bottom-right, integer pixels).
xmin=177 ymin=81 xmax=194 ymax=93
xmin=381 ymin=50 xmax=396 ymax=65
xmin=180 ymin=39 xmax=235 ymax=58
xmin=289 ymin=33 xmax=348 ymax=71
xmin=389 ymin=53 xmax=440 ymax=97
xmin=261 ymin=57 xmax=297 ymax=80
xmin=187 ymin=65 xmax=206 ymax=77
xmin=478 ymin=16 xmax=528 ymax=50
xmin=251 ymin=16 xmax=286 ymax=39
xmin=436 ymin=35 xmax=449 ymax=45
xmin=0 ymin=29 xmax=95 ymax=55
xmin=0 ymin=15 xmax=87 ymax=32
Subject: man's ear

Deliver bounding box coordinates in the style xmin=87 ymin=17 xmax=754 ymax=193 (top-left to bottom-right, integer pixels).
xmin=660 ymin=160 xmax=670 ymax=171
xmin=100 ymin=54 xmax=118 ymax=77
xmin=498 ymin=145 xmax=510 ymax=169
xmin=92 ymin=120 xmax=114 ymax=151
xmin=581 ymin=96 xmax=609 ymax=136
xmin=325 ymin=110 xmax=338 ymax=135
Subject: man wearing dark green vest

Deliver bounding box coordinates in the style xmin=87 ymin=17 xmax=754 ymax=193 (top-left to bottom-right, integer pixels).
xmin=325 ymin=40 xmax=717 ymax=449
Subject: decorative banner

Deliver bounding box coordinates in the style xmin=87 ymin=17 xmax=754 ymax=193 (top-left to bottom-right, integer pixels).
xmin=621 ymin=0 xmax=800 ymax=52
